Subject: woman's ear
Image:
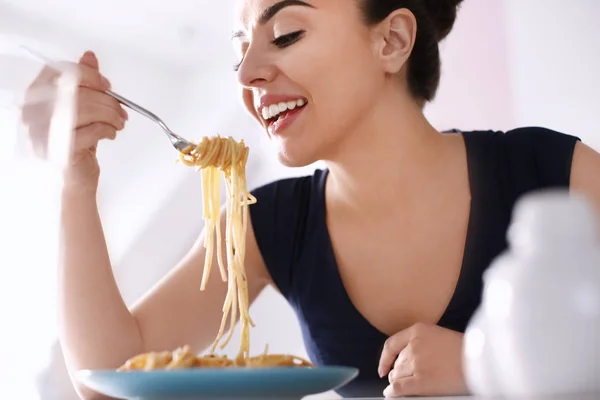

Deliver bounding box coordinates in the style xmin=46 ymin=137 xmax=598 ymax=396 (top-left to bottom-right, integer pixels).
xmin=371 ymin=8 xmax=417 ymax=74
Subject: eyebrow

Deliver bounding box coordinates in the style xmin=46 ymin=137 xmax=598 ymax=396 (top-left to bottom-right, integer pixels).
xmin=232 ymin=0 xmax=314 ymax=39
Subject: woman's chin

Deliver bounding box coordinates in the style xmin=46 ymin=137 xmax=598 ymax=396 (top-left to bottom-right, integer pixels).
xmin=271 ymin=129 xmax=327 ymax=168
xmin=275 ymin=148 xmax=319 ymax=168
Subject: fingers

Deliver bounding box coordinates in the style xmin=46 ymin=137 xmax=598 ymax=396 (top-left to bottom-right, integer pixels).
xmin=379 ymin=328 xmax=412 ymax=377
xmin=77 ymin=88 xmax=127 ymax=130
xmin=383 ymin=377 xmax=422 ymax=398
xmin=79 ymin=87 xmax=128 ymax=119
xmin=22 ymin=88 xmax=125 ymax=155
xmin=30 ymin=59 xmax=109 ymax=93
xmin=26 ymin=51 xmax=109 ymax=93
xmin=381 ymin=324 xmax=468 ymax=397
xmin=78 ymin=63 xmax=111 ymax=92
xmin=77 ymin=51 xmax=112 ymax=90
xmin=388 ymin=346 xmax=413 ymax=383
xmin=79 ymin=50 xmax=99 ymax=70
xmin=75 ymin=123 xmax=119 ymax=149
xmin=21 ymin=51 xmax=128 ymax=161
xmin=22 ymin=52 xmax=114 ymax=123
xmin=77 ymin=102 xmax=124 ymax=133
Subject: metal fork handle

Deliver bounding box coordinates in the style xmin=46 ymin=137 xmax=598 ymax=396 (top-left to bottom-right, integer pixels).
xmin=21 ymin=44 xmax=194 ymax=148
xmin=104 ymin=90 xmax=186 ymax=142
xmin=106 ymin=89 xmax=162 ymax=126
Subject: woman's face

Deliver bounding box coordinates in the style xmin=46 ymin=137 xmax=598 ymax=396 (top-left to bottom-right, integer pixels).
xmin=234 ymin=0 xmax=388 ymax=166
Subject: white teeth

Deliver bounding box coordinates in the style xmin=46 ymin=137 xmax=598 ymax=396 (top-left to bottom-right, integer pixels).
xmin=261 ymin=98 xmax=307 ymax=120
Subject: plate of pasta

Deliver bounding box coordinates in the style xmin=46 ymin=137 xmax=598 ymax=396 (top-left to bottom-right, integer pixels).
xmin=77 ymin=345 xmax=358 ymax=399
xmin=76 ymin=136 xmax=358 ymax=399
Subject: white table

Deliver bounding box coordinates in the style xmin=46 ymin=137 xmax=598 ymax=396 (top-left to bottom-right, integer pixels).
xmin=346 ymin=397 xmax=473 ymax=400
xmin=337 ymin=396 xmax=597 ymax=400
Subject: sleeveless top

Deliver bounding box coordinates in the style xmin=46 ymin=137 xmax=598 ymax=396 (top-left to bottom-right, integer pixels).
xmin=248 ymin=127 xmax=580 ymax=397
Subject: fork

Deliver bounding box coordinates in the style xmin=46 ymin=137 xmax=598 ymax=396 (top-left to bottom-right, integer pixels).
xmin=21 ymin=45 xmax=197 ymax=153
xmin=102 ymin=90 xmax=196 ymax=152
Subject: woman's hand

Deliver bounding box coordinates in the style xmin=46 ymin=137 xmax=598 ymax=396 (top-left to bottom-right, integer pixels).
xmin=21 ymin=51 xmax=128 ymax=191
xmin=378 ymin=322 xmax=469 ymax=398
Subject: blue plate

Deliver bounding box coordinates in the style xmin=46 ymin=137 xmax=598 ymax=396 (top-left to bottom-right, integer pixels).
xmin=76 ymin=367 xmax=359 ymax=400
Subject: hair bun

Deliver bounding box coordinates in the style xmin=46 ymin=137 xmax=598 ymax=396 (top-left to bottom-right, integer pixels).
xmin=423 ymin=0 xmax=464 ymax=41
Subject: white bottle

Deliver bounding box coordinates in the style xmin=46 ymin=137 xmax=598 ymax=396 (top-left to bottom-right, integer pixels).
xmin=464 ymin=190 xmax=600 ymax=396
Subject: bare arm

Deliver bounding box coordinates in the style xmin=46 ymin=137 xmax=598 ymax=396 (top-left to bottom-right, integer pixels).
xmin=59 ymin=189 xmax=141 ymax=398
xmin=571 ymin=141 xmax=600 ymax=216
xmin=60 ymin=190 xmax=269 ymax=400
xmin=131 ymin=205 xmax=270 ymax=355
xmin=23 ymin=51 xmax=271 ymax=399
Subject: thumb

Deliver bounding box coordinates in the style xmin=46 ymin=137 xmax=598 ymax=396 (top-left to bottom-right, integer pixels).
xmin=79 ymin=50 xmax=99 ymax=70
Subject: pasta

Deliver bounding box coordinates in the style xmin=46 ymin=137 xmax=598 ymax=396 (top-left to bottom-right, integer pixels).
xmin=178 ymin=136 xmax=256 ymax=361
xmin=116 ymin=136 xmax=314 ymax=372
xmin=117 ymin=345 xmax=313 ymax=371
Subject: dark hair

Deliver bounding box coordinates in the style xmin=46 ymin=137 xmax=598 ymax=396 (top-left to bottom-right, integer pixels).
xmin=361 ymin=0 xmax=464 ymax=102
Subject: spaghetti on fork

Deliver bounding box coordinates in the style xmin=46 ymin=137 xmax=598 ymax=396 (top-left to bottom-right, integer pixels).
xmin=179 ymin=135 xmax=256 ymax=361
xmin=116 ymin=136 xmax=312 ymax=371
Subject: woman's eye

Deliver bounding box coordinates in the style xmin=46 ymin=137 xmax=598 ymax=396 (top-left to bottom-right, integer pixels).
xmin=271 ymin=30 xmax=305 ymax=49
xmin=233 ymin=30 xmax=305 ymax=71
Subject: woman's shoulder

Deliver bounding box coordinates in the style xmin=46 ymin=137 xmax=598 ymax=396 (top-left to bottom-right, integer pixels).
xmin=465 ymin=126 xmax=581 ymax=150
xmin=462 ymin=126 xmax=580 ymax=163
xmin=457 ymin=126 xmax=581 ymax=196
xmin=248 ymin=168 xmax=328 ymax=233
xmin=457 ymin=126 xmax=580 ymax=145
xmin=248 ymin=169 xmax=329 ymax=296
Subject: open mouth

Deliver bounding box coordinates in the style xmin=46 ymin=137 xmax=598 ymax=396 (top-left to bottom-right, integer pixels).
xmin=262 ymin=98 xmax=308 ymax=127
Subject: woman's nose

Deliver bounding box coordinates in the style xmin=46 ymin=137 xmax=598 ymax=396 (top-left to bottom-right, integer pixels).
xmin=237 ymin=47 xmax=278 ymax=89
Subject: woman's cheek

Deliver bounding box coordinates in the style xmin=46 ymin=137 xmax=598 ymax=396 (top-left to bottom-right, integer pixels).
xmin=240 ymin=87 xmax=261 ymax=123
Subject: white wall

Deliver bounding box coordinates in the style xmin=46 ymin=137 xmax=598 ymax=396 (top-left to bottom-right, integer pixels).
xmin=504 ymin=0 xmax=600 ymax=148
xmin=0 ymin=0 xmax=599 ymax=399
xmin=427 ymin=0 xmax=516 ymax=131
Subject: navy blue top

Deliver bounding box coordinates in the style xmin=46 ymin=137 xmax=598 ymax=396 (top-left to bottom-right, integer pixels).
xmin=249 ymin=127 xmax=580 ymax=397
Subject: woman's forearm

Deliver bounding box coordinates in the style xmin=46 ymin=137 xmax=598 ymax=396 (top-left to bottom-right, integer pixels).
xmin=59 ymin=189 xmax=144 ymax=396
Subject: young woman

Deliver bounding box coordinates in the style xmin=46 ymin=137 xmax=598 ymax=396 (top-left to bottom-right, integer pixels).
xmin=22 ymin=0 xmax=600 ymax=398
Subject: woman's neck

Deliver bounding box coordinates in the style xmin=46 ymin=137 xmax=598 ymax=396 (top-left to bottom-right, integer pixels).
xmin=324 ymin=91 xmax=449 ymax=212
